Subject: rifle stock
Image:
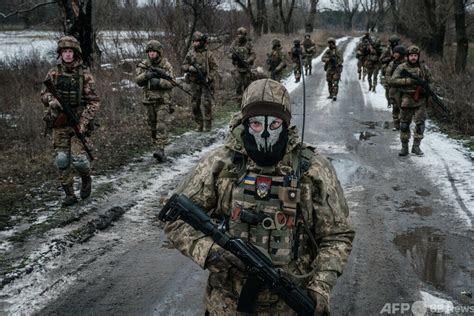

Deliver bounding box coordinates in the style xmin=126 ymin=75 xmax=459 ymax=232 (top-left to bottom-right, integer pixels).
xmin=149 ymin=67 xmax=193 ymax=97
xmin=43 ymin=78 xmax=94 ymax=161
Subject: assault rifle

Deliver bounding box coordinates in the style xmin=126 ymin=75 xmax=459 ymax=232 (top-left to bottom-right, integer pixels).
xmin=400 ymin=69 xmax=450 ymax=115
xmin=148 ymin=67 xmax=193 ymax=97
xmin=159 ymin=193 xmax=316 ymax=316
xmin=231 ymin=52 xmax=250 ymax=70
xmin=266 ymin=54 xmax=277 ymax=81
xmin=43 ymin=78 xmax=94 ymax=161
xmin=189 ymin=62 xmax=215 ymax=101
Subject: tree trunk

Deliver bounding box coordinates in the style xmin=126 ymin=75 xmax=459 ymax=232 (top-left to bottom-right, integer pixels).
xmin=278 ymin=0 xmax=296 ymax=35
xmin=270 ymin=0 xmax=280 ymax=33
xmin=305 ymin=0 xmax=318 ymax=33
xmin=454 ymin=0 xmax=468 ymax=73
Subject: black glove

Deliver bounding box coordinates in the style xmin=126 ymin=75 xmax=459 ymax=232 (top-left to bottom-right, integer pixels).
xmin=149 ymin=78 xmax=161 ymax=89
xmin=145 ymin=69 xmax=156 ymax=80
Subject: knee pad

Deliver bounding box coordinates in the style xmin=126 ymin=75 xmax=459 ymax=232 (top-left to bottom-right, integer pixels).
xmin=400 ymin=122 xmax=410 ymax=132
xmin=415 ymin=123 xmax=425 ymax=135
xmin=55 ymin=151 xmax=71 ymax=170
xmin=71 ymin=154 xmax=90 ymax=174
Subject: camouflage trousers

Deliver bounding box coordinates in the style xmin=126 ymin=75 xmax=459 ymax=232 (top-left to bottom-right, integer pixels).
xmin=389 ymin=88 xmax=402 ymax=128
xmin=304 ymin=55 xmax=313 ymax=74
xmin=144 ymin=101 xmax=169 ymax=149
xmin=357 ymin=57 xmax=366 ymax=79
xmin=399 ymin=106 xmax=426 ymax=142
xmin=293 ymin=61 xmax=302 ymax=81
xmin=52 ymin=127 xmax=91 ymax=186
xmin=232 ymin=69 xmax=253 ymax=103
xmin=190 ymin=82 xmax=214 ymax=129
xmin=326 ymin=69 xmax=341 ymax=97
xmin=365 ymin=64 xmax=379 ymax=88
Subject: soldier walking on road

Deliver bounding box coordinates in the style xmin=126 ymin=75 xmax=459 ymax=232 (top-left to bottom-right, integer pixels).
xmin=290 ymin=39 xmax=303 ymax=83
xmin=266 ymin=38 xmax=287 ymax=82
xmin=380 ymin=35 xmax=401 ymax=104
xmin=385 ymin=45 xmax=406 ymax=131
xmin=302 ymin=33 xmax=316 ymax=76
xmin=41 ymin=36 xmax=100 ymax=206
xmin=164 ymin=79 xmax=354 ymax=316
xmin=390 ymin=46 xmax=432 ymax=156
xmin=355 ymin=32 xmax=372 ymax=80
xmin=229 ymin=27 xmax=256 ymax=104
xmin=135 ymin=40 xmax=175 ymax=162
xmin=321 ymin=37 xmax=344 ymax=101
xmin=364 ymin=43 xmax=380 ymax=92
xmin=182 ymin=31 xmax=218 ymax=132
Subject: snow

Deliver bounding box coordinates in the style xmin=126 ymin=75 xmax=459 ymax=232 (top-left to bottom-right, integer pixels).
xmin=419 ymin=290 xmax=456 ymax=314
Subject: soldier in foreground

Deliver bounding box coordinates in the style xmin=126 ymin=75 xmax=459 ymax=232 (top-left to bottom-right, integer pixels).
xmin=290 ymin=39 xmax=303 ymax=83
xmin=267 ymin=38 xmax=287 ymax=82
xmin=302 ymin=33 xmax=316 ymax=75
xmin=321 ymin=37 xmax=344 ymax=101
xmin=385 ymin=45 xmax=406 ymax=131
xmin=164 ymin=79 xmax=354 ymax=315
xmin=41 ymin=36 xmax=100 ymax=206
xmin=229 ymin=27 xmax=256 ymax=104
xmin=182 ymin=31 xmax=218 ymax=132
xmin=390 ymin=46 xmax=432 ymax=156
xmin=135 ymin=40 xmax=175 ymax=162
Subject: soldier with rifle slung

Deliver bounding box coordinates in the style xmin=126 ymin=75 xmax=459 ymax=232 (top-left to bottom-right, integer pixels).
xmin=162 ymin=79 xmax=354 ymax=316
xmin=266 ymin=38 xmax=287 ymax=82
xmin=229 ymin=27 xmax=256 ymax=104
xmin=302 ymin=33 xmax=316 ymax=76
xmin=290 ymin=38 xmax=303 ymax=83
xmin=135 ymin=40 xmax=176 ymax=162
xmin=321 ymin=37 xmax=344 ymax=101
xmin=41 ymin=36 xmax=100 ymax=206
xmin=182 ymin=31 xmax=218 ymax=132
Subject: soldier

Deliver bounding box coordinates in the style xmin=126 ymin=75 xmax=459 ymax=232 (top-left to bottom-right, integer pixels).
xmin=390 ymin=46 xmax=432 ymax=156
xmin=40 ymin=36 xmax=100 ymax=206
xmin=302 ymin=33 xmax=316 ymax=75
xmin=290 ymin=38 xmax=303 ymax=83
xmin=364 ymin=43 xmax=380 ymax=92
xmin=182 ymin=31 xmax=218 ymax=132
xmin=165 ymin=79 xmax=354 ymax=316
xmin=266 ymin=38 xmax=287 ymax=82
xmin=355 ymin=32 xmax=372 ymax=80
xmin=321 ymin=37 xmax=344 ymax=101
xmin=135 ymin=40 xmax=175 ymax=162
xmin=380 ymin=35 xmax=401 ymax=104
xmin=385 ymin=45 xmax=406 ymax=131
xmin=229 ymin=27 xmax=256 ymax=104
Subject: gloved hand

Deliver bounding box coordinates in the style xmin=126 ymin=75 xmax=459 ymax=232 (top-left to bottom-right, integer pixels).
xmin=205 ymin=244 xmax=246 ymax=274
xmin=145 ymin=69 xmax=156 ymax=80
xmin=308 ymin=290 xmax=330 ymax=316
xmin=188 ymin=65 xmax=197 ymax=73
xmin=149 ymin=78 xmax=161 ymax=89
xmin=48 ymin=98 xmax=62 ymax=111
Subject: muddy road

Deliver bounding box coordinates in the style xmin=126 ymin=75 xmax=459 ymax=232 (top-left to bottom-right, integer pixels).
xmin=1 ymin=37 xmax=473 ymax=315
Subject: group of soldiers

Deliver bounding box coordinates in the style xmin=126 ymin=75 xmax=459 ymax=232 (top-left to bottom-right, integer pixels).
xmin=356 ymin=32 xmax=432 ymax=157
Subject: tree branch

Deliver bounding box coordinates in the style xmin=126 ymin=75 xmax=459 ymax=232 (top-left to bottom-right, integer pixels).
xmin=0 ymin=1 xmax=57 ymax=20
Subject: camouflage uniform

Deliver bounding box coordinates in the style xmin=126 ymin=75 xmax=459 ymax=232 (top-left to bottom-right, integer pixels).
xmin=165 ymin=79 xmax=354 ymax=315
xmin=267 ymin=39 xmax=287 ymax=82
xmin=229 ymin=27 xmax=256 ymax=103
xmin=135 ymin=40 xmax=175 ymax=161
xmin=290 ymin=39 xmax=303 ymax=83
xmin=182 ymin=31 xmax=218 ymax=132
xmin=355 ymin=34 xmax=372 ymax=80
xmin=384 ymin=45 xmax=406 ymax=131
xmin=364 ymin=44 xmax=380 ymax=92
xmin=321 ymin=38 xmax=344 ymax=100
xmin=380 ymin=35 xmax=401 ymax=103
xmin=389 ymin=46 xmax=432 ymax=156
xmin=302 ymin=34 xmax=316 ymax=76
xmin=40 ymin=36 xmax=100 ymax=205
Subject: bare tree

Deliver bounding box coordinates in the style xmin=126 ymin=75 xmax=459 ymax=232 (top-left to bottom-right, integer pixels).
xmin=278 ymin=0 xmax=296 ymax=35
xmin=454 ymin=0 xmax=469 ymax=73
xmin=305 ymin=0 xmax=319 ymax=33
xmin=331 ymin=0 xmax=360 ymax=31
xmin=235 ymin=0 xmax=267 ymax=36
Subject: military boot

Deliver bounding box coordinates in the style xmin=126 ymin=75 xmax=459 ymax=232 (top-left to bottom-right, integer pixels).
xmin=333 ymin=96 xmax=337 ymax=101
xmin=203 ymin=120 xmax=212 ymax=132
xmin=398 ymin=142 xmax=409 ymax=157
xmin=305 ymin=69 xmax=308 ymax=76
xmin=392 ymin=121 xmax=400 ymax=131
xmin=195 ymin=121 xmax=203 ymax=132
xmin=372 ymin=85 xmax=376 ymax=92
xmin=62 ymin=183 xmax=78 ymax=206
xmin=309 ymin=67 xmax=312 ymax=75
xmin=153 ymin=148 xmax=166 ymax=163
xmin=411 ymin=140 xmax=424 ymax=156
xmin=80 ymin=175 xmax=92 ymax=199
xmin=358 ymin=72 xmax=361 ymax=80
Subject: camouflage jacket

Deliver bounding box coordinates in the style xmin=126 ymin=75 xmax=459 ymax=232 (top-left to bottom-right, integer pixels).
xmin=355 ymin=40 xmax=370 ymax=59
xmin=380 ymin=47 xmax=393 ymax=66
xmin=182 ymin=47 xmax=218 ymax=84
xmin=321 ymin=47 xmax=343 ymax=71
xmin=40 ymin=58 xmax=100 ymax=129
xmin=364 ymin=46 xmax=380 ymax=67
xmin=267 ymin=47 xmax=287 ymax=73
xmin=135 ymin=57 xmax=175 ymax=104
xmin=389 ymin=61 xmax=432 ymax=107
xmin=229 ymin=39 xmax=256 ymax=72
xmin=302 ymin=39 xmax=316 ymax=56
xmin=385 ymin=58 xmax=405 ymax=84
xmin=164 ymin=125 xmax=354 ymax=311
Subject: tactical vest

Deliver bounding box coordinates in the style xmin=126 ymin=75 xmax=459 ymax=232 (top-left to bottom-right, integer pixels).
xmin=55 ymin=66 xmax=84 ymax=109
xmin=226 ymin=148 xmax=315 ymax=267
xmin=302 ymin=40 xmax=314 ymax=54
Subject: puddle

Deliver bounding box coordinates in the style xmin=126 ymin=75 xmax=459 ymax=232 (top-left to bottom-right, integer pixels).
xmin=416 ymin=189 xmax=432 ymax=197
xmin=398 ymin=200 xmax=433 ymax=216
xmin=359 ymin=120 xmax=390 ymax=130
xmin=355 ymin=131 xmax=377 ymax=141
xmin=394 ymin=227 xmax=473 ymax=298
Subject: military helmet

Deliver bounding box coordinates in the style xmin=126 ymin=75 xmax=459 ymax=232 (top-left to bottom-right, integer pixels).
xmin=237 ymin=27 xmax=247 ymax=36
xmin=293 ymin=38 xmax=300 ymax=45
xmin=145 ymin=40 xmax=163 ymax=53
xmin=192 ymin=31 xmax=207 ymax=43
xmin=304 ymin=33 xmax=310 ymax=39
xmin=57 ymin=36 xmax=82 ymax=55
xmin=241 ymin=79 xmax=291 ymax=125
xmin=407 ymin=45 xmax=420 ymax=55
xmin=389 ymin=34 xmax=400 ymax=44
xmin=271 ymin=38 xmax=281 ymax=47
xmin=327 ymin=37 xmax=336 ymax=44
xmin=393 ymin=45 xmax=406 ymax=56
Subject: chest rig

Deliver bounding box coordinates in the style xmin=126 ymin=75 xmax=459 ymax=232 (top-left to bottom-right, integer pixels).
xmin=227 ymin=148 xmax=314 ymax=267
xmin=55 ymin=65 xmax=84 ymax=109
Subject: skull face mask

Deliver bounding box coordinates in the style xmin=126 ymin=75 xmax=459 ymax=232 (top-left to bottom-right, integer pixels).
xmin=242 ymin=115 xmax=288 ymax=166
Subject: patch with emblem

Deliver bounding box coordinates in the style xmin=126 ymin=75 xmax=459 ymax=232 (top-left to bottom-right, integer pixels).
xmin=255 ymin=176 xmax=272 ymax=199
